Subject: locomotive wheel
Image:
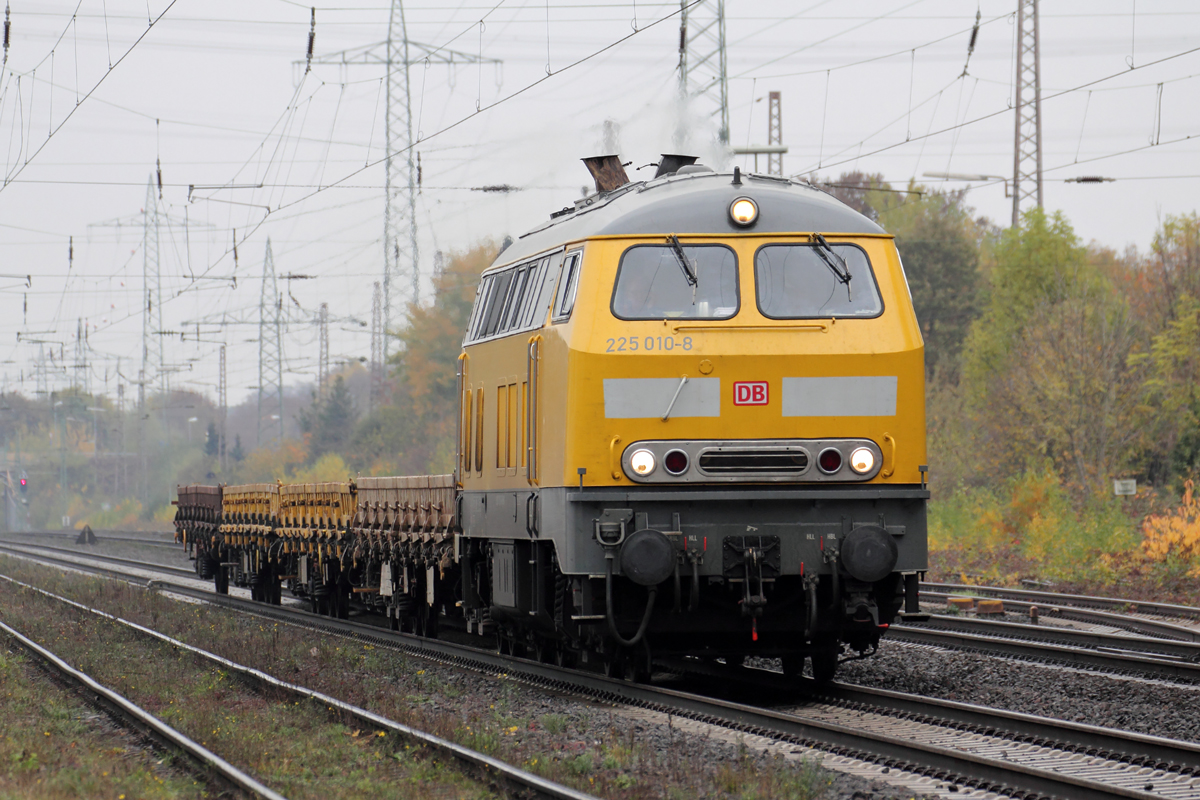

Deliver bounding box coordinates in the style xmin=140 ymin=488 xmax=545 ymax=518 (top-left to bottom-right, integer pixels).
xmin=623 ymin=652 xmax=651 ymax=683
xmin=388 ymin=611 xmax=400 ymax=631
xmin=781 ymin=654 xmax=805 ymax=679
xmin=498 ymin=635 xmax=512 ymax=656
xmin=534 ymin=639 xmax=555 ymax=664
xmin=811 ymin=648 xmax=839 ymax=683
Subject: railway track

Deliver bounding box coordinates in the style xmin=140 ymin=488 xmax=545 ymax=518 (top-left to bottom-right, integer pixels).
xmin=0 ymin=615 xmax=289 ymax=800
xmin=916 ymin=582 xmax=1200 ymax=623
xmin=3 ymin=546 xmax=1198 ymax=799
xmin=0 ymin=539 xmax=196 ymax=579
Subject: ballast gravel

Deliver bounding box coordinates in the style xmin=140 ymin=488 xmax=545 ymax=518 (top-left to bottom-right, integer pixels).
xmin=830 ymin=638 xmax=1200 ymax=745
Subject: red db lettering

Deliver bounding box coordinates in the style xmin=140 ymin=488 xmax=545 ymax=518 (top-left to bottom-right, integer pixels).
xmin=733 ymin=381 xmax=769 ymax=406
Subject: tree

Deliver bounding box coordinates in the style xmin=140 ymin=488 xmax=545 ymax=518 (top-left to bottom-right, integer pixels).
xmin=879 ymin=186 xmax=983 ymax=380
xmin=963 ymin=207 xmax=1091 ymax=390
xmin=204 ymin=421 xmax=219 ymax=458
xmin=230 ymin=434 xmax=245 ymax=463
xmin=370 ymin=241 xmax=497 ymax=474
xmin=960 ymin=208 xmax=1146 ymax=496
xmin=298 ymin=375 xmax=357 ymax=462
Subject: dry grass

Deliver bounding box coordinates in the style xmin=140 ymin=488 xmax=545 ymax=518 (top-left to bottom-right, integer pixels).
xmin=0 ymin=647 xmax=209 ymax=799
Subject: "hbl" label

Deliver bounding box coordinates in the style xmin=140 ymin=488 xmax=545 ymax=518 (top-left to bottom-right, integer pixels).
xmin=733 ymin=381 xmax=769 ymax=406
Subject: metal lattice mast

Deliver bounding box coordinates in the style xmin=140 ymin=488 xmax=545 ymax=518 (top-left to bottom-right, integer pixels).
xmin=73 ymin=318 xmax=89 ymax=393
xmin=767 ymin=91 xmax=782 ymax=175
xmin=257 ymin=239 xmax=284 ymax=447
xmin=369 ymin=281 xmax=383 ymax=413
xmin=317 ymin=302 xmax=330 ymax=400
xmin=142 ymin=177 xmax=164 ymax=400
xmin=305 ymin=1 xmax=500 ymax=356
xmin=218 ymin=344 xmax=227 ymax=470
xmin=676 ymin=0 xmax=729 ymax=149
xmin=385 ymin=0 xmax=418 ymax=356
xmin=1012 ymin=0 xmax=1043 ymax=227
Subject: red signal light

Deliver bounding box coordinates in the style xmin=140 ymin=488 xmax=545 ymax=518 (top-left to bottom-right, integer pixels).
xmin=19 ymin=478 xmax=26 ymax=486
xmin=817 ymin=448 xmax=843 ymax=474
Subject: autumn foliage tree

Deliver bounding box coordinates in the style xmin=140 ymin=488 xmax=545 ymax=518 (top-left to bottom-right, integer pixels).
xmin=350 ymin=241 xmax=498 ymax=475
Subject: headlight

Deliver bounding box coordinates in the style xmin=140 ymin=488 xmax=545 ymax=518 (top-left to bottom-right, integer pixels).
xmin=729 ymin=196 xmax=758 ymax=226
xmin=629 ymin=449 xmax=657 ymax=476
xmin=849 ymin=447 xmax=875 ymax=474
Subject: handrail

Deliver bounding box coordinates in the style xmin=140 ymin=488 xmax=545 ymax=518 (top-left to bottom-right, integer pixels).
xmin=881 ymin=433 xmax=896 ymax=479
xmin=526 ymin=335 xmax=543 ymax=486
xmin=456 ymin=353 xmax=469 ymax=483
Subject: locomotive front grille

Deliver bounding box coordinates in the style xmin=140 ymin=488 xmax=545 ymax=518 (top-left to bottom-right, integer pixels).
xmin=698 ymin=448 xmax=809 ymax=476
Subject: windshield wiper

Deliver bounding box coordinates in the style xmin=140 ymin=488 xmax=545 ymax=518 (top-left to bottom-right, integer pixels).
xmin=667 ymin=234 xmax=698 ymax=288
xmin=810 ymin=232 xmax=852 ymax=301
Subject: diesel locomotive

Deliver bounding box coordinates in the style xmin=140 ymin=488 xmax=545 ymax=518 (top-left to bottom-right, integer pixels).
xmin=176 ymin=154 xmax=929 ymax=683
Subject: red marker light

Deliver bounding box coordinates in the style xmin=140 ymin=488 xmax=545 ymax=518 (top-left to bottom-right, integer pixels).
xmin=19 ymin=478 xmax=26 ymax=486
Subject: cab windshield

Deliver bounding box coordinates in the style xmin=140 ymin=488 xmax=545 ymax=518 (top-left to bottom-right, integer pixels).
xmin=755 ymin=243 xmax=882 ymax=319
xmin=612 ymin=243 xmax=738 ymax=320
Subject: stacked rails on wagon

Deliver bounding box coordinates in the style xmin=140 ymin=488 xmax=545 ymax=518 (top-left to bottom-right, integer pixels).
xmin=275 ymin=481 xmax=356 ymax=616
xmin=349 ymin=475 xmax=457 ymax=632
xmin=217 ymin=483 xmax=280 ymax=600
xmin=173 ymin=483 xmax=222 ymax=553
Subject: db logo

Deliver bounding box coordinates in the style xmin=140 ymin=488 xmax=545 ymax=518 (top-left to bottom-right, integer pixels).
xmin=733 ymin=381 xmax=769 ymax=406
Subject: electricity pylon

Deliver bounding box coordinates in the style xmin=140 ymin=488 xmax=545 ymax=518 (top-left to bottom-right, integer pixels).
xmin=1012 ymin=0 xmax=1043 ymax=226
xmin=257 ymin=239 xmax=284 ymax=447
xmin=317 ymin=302 xmax=329 ymax=400
xmin=304 ymin=1 xmax=501 ymax=358
xmin=676 ymin=0 xmax=729 ymax=150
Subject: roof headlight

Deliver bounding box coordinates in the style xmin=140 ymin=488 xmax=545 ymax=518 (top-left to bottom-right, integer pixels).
xmin=729 ymin=196 xmax=758 ymax=227
xmin=849 ymin=447 xmax=876 ymax=475
xmin=629 ymin=449 xmax=657 ymax=477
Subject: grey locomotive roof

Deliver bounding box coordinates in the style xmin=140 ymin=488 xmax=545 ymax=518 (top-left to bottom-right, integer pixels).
xmin=492 ymin=169 xmax=886 ymax=267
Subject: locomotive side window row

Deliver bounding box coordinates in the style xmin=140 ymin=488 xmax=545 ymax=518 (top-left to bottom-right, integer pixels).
xmin=466 ymin=250 xmax=564 ymax=343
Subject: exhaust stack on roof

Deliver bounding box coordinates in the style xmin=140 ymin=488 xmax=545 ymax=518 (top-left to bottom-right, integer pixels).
xmin=581 ymin=155 xmax=630 ymax=193
xmin=654 ymin=154 xmax=699 ymax=178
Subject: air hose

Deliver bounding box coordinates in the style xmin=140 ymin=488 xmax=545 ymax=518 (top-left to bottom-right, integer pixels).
xmin=605 ymin=556 xmax=657 ymax=648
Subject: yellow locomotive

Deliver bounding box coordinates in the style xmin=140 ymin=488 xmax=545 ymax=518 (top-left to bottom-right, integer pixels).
xmin=176 ymin=154 xmax=928 ymax=682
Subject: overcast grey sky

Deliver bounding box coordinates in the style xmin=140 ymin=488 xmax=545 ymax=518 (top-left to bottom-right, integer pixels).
xmin=1 ymin=1 xmax=1197 ymax=407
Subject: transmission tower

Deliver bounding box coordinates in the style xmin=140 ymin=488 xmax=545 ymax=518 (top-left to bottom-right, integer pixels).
xmin=767 ymin=92 xmax=783 ymax=175
xmin=218 ymin=344 xmax=227 ymax=470
xmin=141 ymin=177 xmax=165 ymax=400
xmin=317 ymin=302 xmax=330 ymax=400
xmin=73 ymin=318 xmax=89 ymax=394
xmin=676 ymin=0 xmax=729 ymax=150
xmin=1012 ymin=0 xmax=1043 ymax=227
xmin=257 ymin=239 xmax=285 ymax=447
xmin=369 ymin=281 xmax=383 ymax=413
xmin=305 ymin=1 xmax=501 ymax=358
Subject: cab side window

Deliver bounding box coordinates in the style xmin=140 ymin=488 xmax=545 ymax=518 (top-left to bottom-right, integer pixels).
xmin=552 ymin=251 xmax=583 ymax=323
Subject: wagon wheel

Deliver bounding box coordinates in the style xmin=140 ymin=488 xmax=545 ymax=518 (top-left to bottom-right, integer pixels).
xmin=602 ymin=651 xmax=623 ymax=679
xmin=554 ymin=645 xmax=576 ymax=669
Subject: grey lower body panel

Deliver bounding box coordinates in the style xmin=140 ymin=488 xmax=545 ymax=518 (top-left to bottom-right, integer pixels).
xmin=460 ymin=485 xmax=928 ymax=578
